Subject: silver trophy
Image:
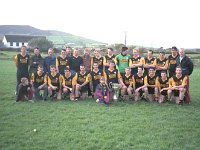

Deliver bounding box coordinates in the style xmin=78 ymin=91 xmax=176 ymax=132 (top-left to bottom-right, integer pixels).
xmin=111 ymin=83 xmax=120 ymax=101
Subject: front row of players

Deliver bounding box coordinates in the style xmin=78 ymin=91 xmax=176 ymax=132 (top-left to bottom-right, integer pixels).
xmin=17 ymin=62 xmax=188 ymax=105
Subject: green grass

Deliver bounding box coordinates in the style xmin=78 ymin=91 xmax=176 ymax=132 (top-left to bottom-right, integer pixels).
xmin=0 ymin=59 xmax=200 ymax=150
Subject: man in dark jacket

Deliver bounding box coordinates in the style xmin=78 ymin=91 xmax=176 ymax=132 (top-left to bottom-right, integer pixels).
xmin=176 ymin=48 xmax=194 ymax=104
xmin=29 ymin=47 xmax=43 ymax=77
xmin=43 ymin=48 xmax=56 ymax=74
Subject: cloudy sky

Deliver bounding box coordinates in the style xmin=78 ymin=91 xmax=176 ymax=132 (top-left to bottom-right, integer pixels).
xmin=1 ymin=0 xmax=199 ymax=48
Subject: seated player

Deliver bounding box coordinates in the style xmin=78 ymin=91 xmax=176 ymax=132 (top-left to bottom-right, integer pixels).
xmin=103 ymin=61 xmax=124 ymax=100
xmin=47 ymin=65 xmax=62 ymax=100
xmin=62 ymin=67 xmax=75 ymax=100
xmin=31 ymin=65 xmax=48 ymax=100
xmin=168 ymin=66 xmax=187 ymax=104
xmin=74 ymin=64 xmax=90 ymax=100
xmin=121 ymin=67 xmax=134 ymax=100
xmin=144 ymin=67 xmax=159 ymax=102
xmin=134 ymin=66 xmax=146 ymax=101
xmin=155 ymin=71 xmax=170 ymax=103
xmin=16 ymin=77 xmax=33 ymax=102
xmin=95 ymin=76 xmax=111 ymax=104
xmin=90 ymin=62 xmax=103 ymax=97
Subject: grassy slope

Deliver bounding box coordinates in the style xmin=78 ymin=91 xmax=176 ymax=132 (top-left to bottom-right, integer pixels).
xmin=0 ymin=60 xmax=200 ymax=150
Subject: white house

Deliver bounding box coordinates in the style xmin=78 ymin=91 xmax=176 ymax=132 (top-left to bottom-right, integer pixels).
xmin=2 ymin=35 xmax=46 ymax=48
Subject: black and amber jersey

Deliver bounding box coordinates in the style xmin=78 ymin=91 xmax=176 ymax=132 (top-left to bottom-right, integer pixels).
xmin=122 ymin=74 xmax=134 ymax=87
xmin=75 ymin=71 xmax=90 ymax=85
xmin=104 ymin=55 xmax=115 ymax=70
xmin=134 ymin=73 xmax=144 ymax=88
xmin=156 ymin=57 xmax=168 ymax=68
xmin=169 ymin=75 xmax=187 ymax=87
xmin=48 ymin=73 xmax=62 ymax=87
xmin=142 ymin=57 xmax=156 ymax=66
xmin=14 ymin=54 xmax=30 ymax=75
xmin=144 ymin=75 xmax=157 ymax=86
xmin=62 ymin=74 xmax=75 ymax=88
xmin=129 ymin=56 xmax=142 ymax=74
xmin=90 ymin=69 xmax=103 ymax=85
xmin=156 ymin=77 xmax=169 ymax=90
xmin=56 ymin=56 xmax=70 ymax=74
xmin=31 ymin=72 xmax=47 ymax=87
xmin=168 ymin=55 xmax=179 ymax=76
xmin=91 ymin=56 xmax=104 ymax=70
xmin=104 ymin=69 xmax=121 ymax=84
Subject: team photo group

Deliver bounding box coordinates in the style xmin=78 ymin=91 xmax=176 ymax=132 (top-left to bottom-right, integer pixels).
xmin=14 ymin=45 xmax=194 ymax=105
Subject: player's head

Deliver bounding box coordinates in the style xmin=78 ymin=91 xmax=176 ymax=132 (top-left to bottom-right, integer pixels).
xmin=133 ymin=48 xmax=139 ymax=57
xmin=80 ymin=64 xmax=85 ymax=72
xmin=94 ymin=49 xmax=100 ymax=57
xmin=34 ymin=47 xmax=40 ymax=55
xmin=159 ymin=50 xmax=165 ymax=58
xmin=125 ymin=67 xmax=131 ymax=74
xmin=73 ymin=48 xmax=79 ymax=56
xmin=148 ymin=67 xmax=155 ymax=75
xmin=21 ymin=46 xmax=27 ymax=54
xmin=109 ymin=60 xmax=115 ymax=69
xmin=175 ymin=66 xmax=182 ymax=75
xmin=161 ymin=71 xmax=167 ymax=78
xmin=171 ymin=46 xmax=178 ymax=56
xmin=107 ymin=48 xmax=113 ymax=55
xmin=138 ymin=66 xmax=143 ymax=74
xmin=66 ymin=46 xmax=71 ymax=54
xmin=50 ymin=65 xmax=56 ymax=73
xmin=121 ymin=46 xmax=128 ymax=55
xmin=147 ymin=50 xmax=153 ymax=57
xmin=37 ymin=65 xmax=44 ymax=72
xmin=60 ymin=48 xmax=66 ymax=56
xmin=21 ymin=77 xmax=29 ymax=85
xmin=64 ymin=66 xmax=71 ymax=75
xmin=93 ymin=62 xmax=99 ymax=70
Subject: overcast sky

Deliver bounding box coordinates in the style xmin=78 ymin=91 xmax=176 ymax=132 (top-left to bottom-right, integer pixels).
xmin=1 ymin=0 xmax=199 ymax=48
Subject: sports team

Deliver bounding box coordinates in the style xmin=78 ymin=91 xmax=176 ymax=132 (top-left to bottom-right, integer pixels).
xmin=14 ymin=45 xmax=194 ymax=105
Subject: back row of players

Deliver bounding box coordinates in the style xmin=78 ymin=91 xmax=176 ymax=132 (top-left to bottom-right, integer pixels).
xmin=14 ymin=46 xmax=194 ymax=104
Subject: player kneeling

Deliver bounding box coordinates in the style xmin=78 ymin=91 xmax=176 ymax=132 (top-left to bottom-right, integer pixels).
xmin=144 ymin=67 xmax=159 ymax=102
xmin=16 ymin=77 xmax=33 ymax=102
xmin=47 ymin=65 xmax=62 ymax=100
xmin=31 ymin=65 xmax=48 ymax=100
xmin=134 ymin=66 xmax=146 ymax=101
xmin=155 ymin=71 xmax=170 ymax=103
xmin=168 ymin=66 xmax=187 ymax=104
xmin=121 ymin=67 xmax=134 ymax=100
xmin=62 ymin=67 xmax=75 ymax=100
xmin=74 ymin=65 xmax=90 ymax=100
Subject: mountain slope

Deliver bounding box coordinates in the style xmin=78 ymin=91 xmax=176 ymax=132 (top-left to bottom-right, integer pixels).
xmin=0 ymin=25 xmax=104 ymax=46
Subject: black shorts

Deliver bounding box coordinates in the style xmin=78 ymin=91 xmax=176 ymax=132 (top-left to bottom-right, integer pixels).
xmin=148 ymin=87 xmax=155 ymax=94
xmin=161 ymin=90 xmax=167 ymax=96
xmin=173 ymin=90 xmax=179 ymax=97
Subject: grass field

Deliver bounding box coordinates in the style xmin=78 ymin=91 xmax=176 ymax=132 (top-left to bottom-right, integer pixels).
xmin=0 ymin=57 xmax=200 ymax=149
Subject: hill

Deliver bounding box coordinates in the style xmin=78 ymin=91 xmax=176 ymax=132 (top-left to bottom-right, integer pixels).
xmin=0 ymin=25 xmax=105 ymax=47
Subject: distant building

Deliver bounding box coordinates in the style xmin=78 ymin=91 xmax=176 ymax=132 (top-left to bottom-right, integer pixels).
xmin=2 ymin=35 xmax=46 ymax=48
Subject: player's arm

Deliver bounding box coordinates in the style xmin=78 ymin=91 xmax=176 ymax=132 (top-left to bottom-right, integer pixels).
xmin=103 ymin=56 xmax=109 ymax=67
xmin=56 ymin=57 xmax=59 ymax=73
xmin=80 ymin=74 xmax=90 ymax=87
xmin=117 ymin=72 xmax=126 ymax=87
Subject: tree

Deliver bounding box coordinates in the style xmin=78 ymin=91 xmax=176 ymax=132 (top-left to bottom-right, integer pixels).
xmin=28 ymin=38 xmax=53 ymax=51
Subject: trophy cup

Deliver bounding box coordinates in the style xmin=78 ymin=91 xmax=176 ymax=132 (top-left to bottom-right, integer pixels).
xmin=111 ymin=83 xmax=120 ymax=101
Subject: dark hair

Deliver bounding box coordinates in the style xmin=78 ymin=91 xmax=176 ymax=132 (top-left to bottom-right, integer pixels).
xmin=148 ymin=49 xmax=153 ymax=54
xmin=138 ymin=66 xmax=143 ymax=70
xmin=172 ymin=46 xmax=178 ymax=51
xmin=121 ymin=46 xmax=128 ymax=52
xmin=161 ymin=71 xmax=167 ymax=74
xmin=61 ymin=48 xmax=66 ymax=51
xmin=34 ymin=47 xmax=39 ymax=50
xmin=149 ymin=67 xmax=155 ymax=70
xmin=176 ymin=66 xmax=182 ymax=70
xmin=50 ymin=65 xmax=56 ymax=68
xmin=80 ymin=64 xmax=85 ymax=67
xmin=93 ymin=61 xmax=99 ymax=65
xmin=109 ymin=60 xmax=115 ymax=64
xmin=38 ymin=64 xmax=43 ymax=68
xmin=64 ymin=66 xmax=70 ymax=71
xmin=108 ymin=47 xmax=113 ymax=51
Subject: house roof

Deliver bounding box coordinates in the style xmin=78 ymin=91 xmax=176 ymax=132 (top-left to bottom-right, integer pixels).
xmin=4 ymin=35 xmax=46 ymax=43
